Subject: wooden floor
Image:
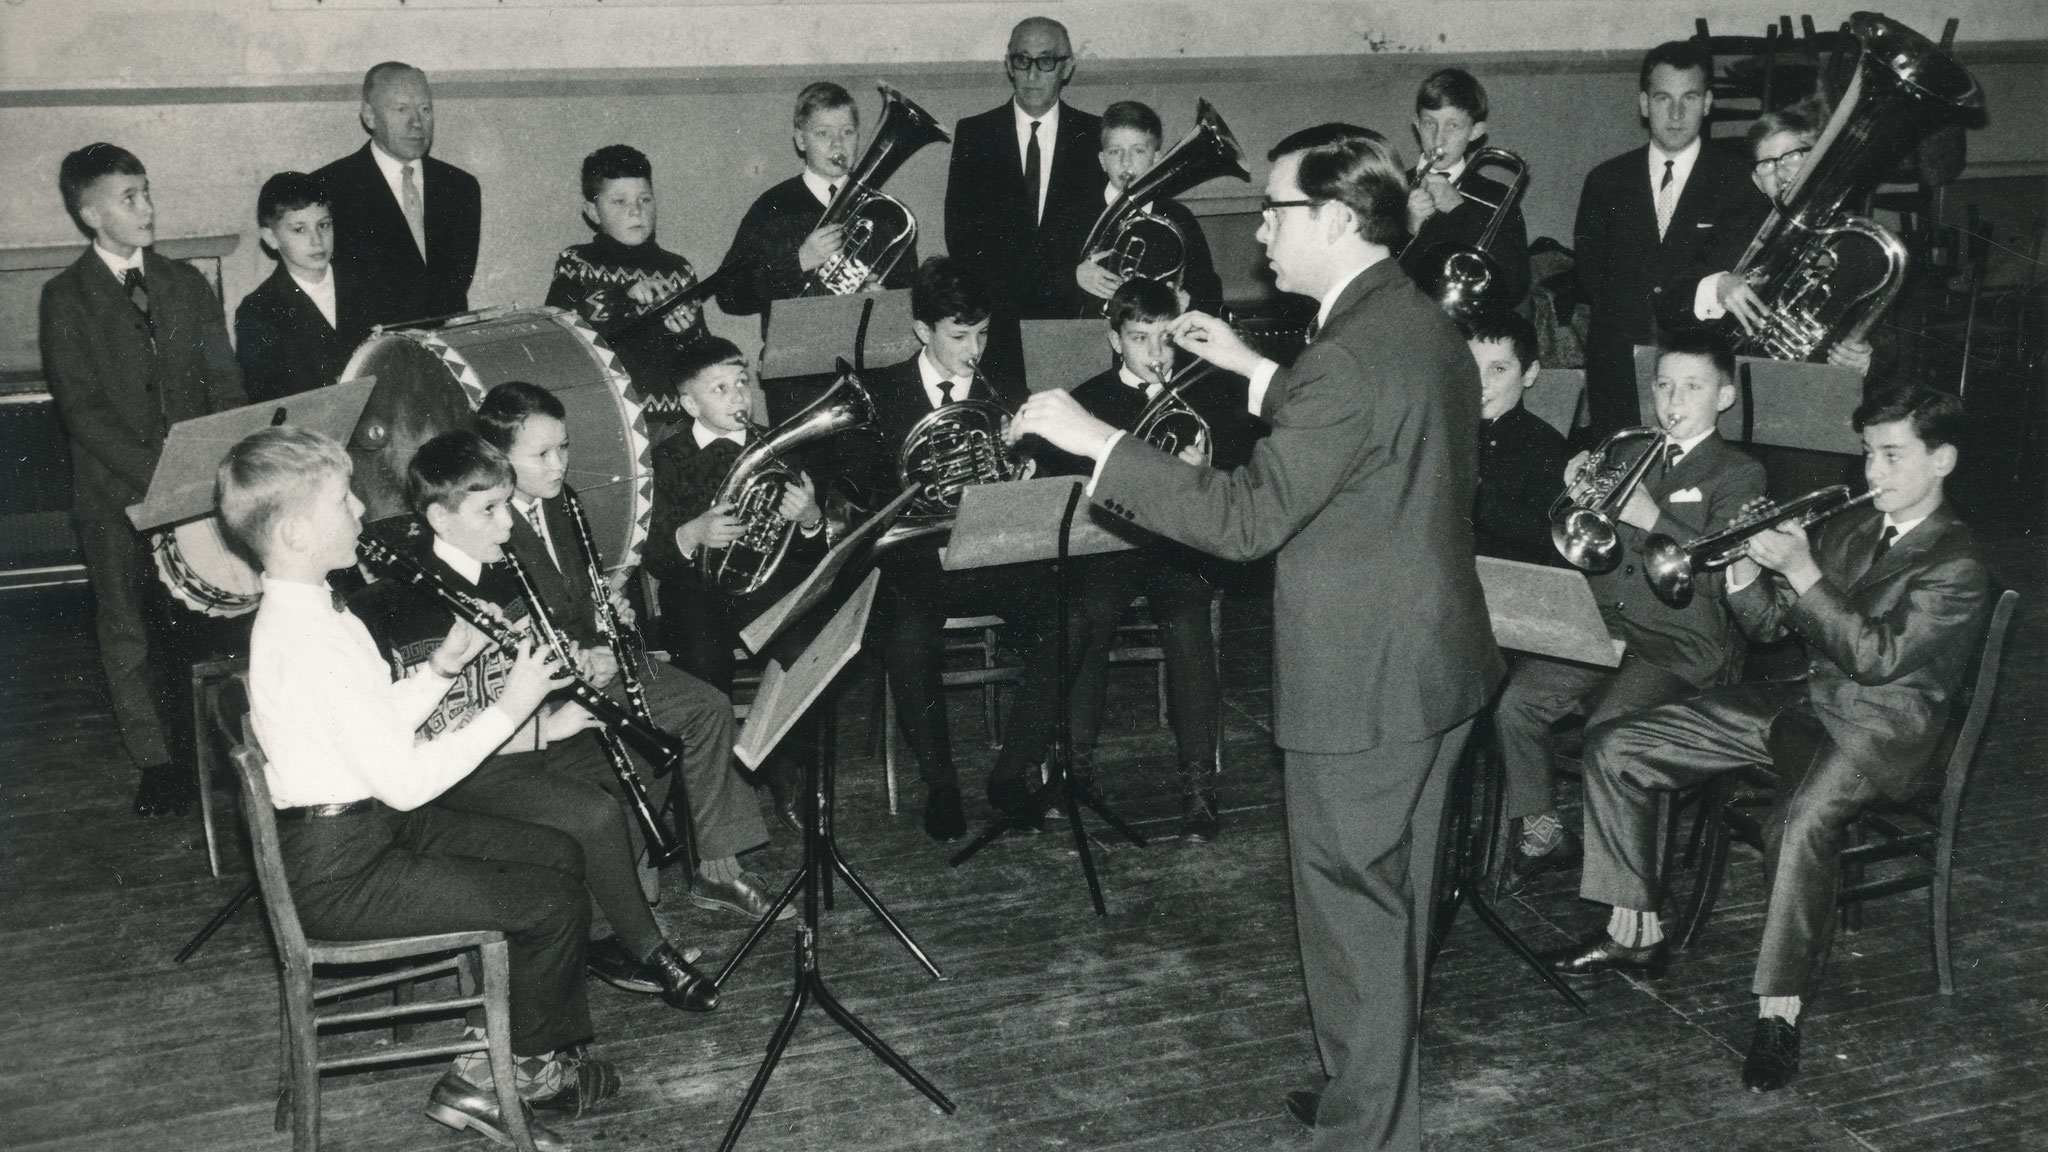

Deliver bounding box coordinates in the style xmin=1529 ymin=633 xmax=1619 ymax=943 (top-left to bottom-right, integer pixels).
xmin=2 ymin=538 xmax=2044 ymax=1152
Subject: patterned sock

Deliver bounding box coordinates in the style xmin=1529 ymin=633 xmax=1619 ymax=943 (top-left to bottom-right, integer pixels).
xmin=450 ymin=1028 xmax=492 ymax=1087
xmin=515 ymin=1051 xmax=569 ymax=1100
xmin=1758 ymin=995 xmax=1802 ymax=1023
xmin=1520 ymin=812 xmax=1564 ymax=855
xmin=1604 ymin=906 xmax=1664 ymax=949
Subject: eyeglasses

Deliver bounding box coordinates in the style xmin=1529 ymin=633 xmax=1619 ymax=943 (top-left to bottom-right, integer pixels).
xmin=1006 ymin=52 xmax=1072 ymax=74
xmin=1753 ymin=146 xmax=1812 ymax=176
xmin=1260 ymin=197 xmax=1319 ymax=221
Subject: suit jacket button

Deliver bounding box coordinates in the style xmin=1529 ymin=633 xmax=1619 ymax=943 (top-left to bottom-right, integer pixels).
xmin=1624 ymin=564 xmax=1636 ymax=575
xmin=1615 ymin=600 xmax=1626 ymax=612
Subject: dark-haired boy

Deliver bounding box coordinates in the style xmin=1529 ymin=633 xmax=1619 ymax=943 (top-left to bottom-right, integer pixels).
xmin=1462 ymin=308 xmax=1569 ymax=565
xmin=545 ymin=144 xmax=709 ymax=421
xmin=40 ymin=142 xmax=248 ymax=816
xmin=1493 ymin=329 xmax=1764 ymax=893
xmin=224 ymin=425 xmax=602 ymax=1148
xmin=1073 ymin=101 xmax=1224 ymax=316
xmin=473 ymin=381 xmax=785 ymax=922
xmin=236 ymin=171 xmax=370 ymax=401
xmin=1400 ymin=68 xmax=1531 ymax=310
xmin=1552 ymin=386 xmax=1990 ymax=1094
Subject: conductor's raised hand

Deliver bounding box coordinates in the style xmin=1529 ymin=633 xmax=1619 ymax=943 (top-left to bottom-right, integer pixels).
xmin=500 ymin=636 xmax=573 ymax=719
xmin=1169 ymin=312 xmax=1264 ymax=378
xmin=1008 ymin=389 xmax=1118 ymax=460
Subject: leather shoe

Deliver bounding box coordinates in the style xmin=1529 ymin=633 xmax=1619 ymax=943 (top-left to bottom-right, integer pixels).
xmin=644 ymin=943 xmax=719 ymax=1012
xmin=1501 ymin=826 xmax=1582 ymax=895
xmin=987 ymin=775 xmax=1045 ymax=833
xmin=1544 ymin=932 xmax=1670 ymax=979
xmin=1177 ymin=761 xmax=1221 ymax=842
xmin=524 ymin=1052 xmax=622 ymax=1118
xmin=133 ymin=763 xmax=194 ymax=818
xmin=586 ymin=935 xmax=659 ymax=993
xmin=424 ymin=1072 xmax=571 ymax=1150
xmin=765 ymin=759 xmax=804 ymax=837
xmin=923 ymin=784 xmax=966 ymax=842
xmin=1283 ymin=1089 xmax=1320 ymax=1127
xmin=1741 ymin=1015 xmax=1801 ymax=1092
xmin=690 ymin=871 xmax=793 ymax=922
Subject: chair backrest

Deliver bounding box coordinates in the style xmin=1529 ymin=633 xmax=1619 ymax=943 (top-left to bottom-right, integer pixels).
xmin=230 ymin=736 xmax=314 ymax=970
xmin=1935 ymin=588 xmax=2019 ymax=812
xmin=1524 ymin=368 xmax=1584 ymax=438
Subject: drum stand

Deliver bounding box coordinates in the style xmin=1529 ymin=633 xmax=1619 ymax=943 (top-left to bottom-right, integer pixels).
xmin=174 ymin=878 xmax=258 ymax=963
xmin=712 ymin=692 xmax=954 ymax=1152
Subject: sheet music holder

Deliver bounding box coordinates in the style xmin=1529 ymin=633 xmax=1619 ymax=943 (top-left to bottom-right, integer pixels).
xmin=739 ymin=486 xmax=918 ymax=655
xmin=759 ymin=289 xmax=917 ymax=379
xmin=1020 ymin=319 xmax=1111 ymax=393
xmin=734 ymin=569 xmax=879 ymax=771
xmin=1475 ymin=556 xmax=1625 ymax=667
xmin=127 ymin=378 xmax=378 ymax=532
xmin=1743 ymin=359 xmax=1864 ymax=454
xmin=1525 ymin=368 xmax=1585 ymax=438
xmin=939 ymin=476 xmax=1137 ymax=571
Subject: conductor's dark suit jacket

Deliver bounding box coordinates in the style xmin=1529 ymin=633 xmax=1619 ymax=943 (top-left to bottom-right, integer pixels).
xmin=313 ymin=143 xmax=482 ymax=329
xmin=39 ymin=249 xmax=247 ymax=522
xmin=234 ymin=262 xmax=371 ymax=402
xmin=1090 ymin=259 xmax=1504 ymax=753
xmin=945 ymin=101 xmax=1107 ymax=320
xmin=1729 ymin=500 xmax=1991 ymax=799
xmin=1572 ymin=141 xmax=1767 ymax=432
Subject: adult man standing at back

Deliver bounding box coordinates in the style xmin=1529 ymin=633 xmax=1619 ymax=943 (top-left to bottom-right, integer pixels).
xmin=1011 ymin=124 xmax=1505 ymax=1152
xmin=945 ymin=17 xmax=1106 ymax=383
xmin=315 ymin=62 xmax=483 ymax=330
xmin=1573 ymin=40 xmax=1767 ymax=438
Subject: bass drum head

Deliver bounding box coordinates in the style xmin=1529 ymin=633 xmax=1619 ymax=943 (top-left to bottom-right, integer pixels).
xmin=340 ymin=333 xmax=477 ymax=524
xmin=153 ymin=518 xmax=262 ymax=618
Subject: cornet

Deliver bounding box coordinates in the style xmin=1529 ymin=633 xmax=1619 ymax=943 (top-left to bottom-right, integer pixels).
xmin=1549 ymin=427 xmax=1669 ymax=573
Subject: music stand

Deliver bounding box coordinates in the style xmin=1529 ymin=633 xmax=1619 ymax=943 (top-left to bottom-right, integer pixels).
xmin=759 ymin=289 xmax=918 ymax=381
xmin=711 ymin=570 xmax=956 ymax=1152
xmin=1426 ymin=557 xmax=1628 ymax=1013
xmin=941 ymin=477 xmax=1145 ymax=916
xmin=1019 ymin=319 xmax=1110 ymax=393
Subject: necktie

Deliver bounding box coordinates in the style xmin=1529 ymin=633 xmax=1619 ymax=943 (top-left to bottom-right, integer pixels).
xmin=400 ymin=163 xmax=427 ymax=258
xmin=122 ymin=267 xmax=150 ymax=320
xmin=1664 ymin=443 xmax=1683 ymax=473
xmin=1024 ymin=121 xmax=1043 ymax=226
xmin=521 ymin=502 xmax=560 ymax=570
xmin=1870 ymin=524 xmax=1898 ymax=568
xmin=827 ymin=183 xmax=840 ymax=204
xmin=1655 ymin=159 xmax=1677 ymax=240
xmin=938 ymin=380 xmax=956 ymax=406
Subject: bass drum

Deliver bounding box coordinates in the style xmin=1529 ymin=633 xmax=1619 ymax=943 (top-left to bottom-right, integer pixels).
xmin=153 ymin=307 xmax=654 ymax=617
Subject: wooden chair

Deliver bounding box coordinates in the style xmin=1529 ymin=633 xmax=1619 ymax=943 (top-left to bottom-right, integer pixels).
xmin=1677 ymin=588 xmax=2018 ymax=995
xmin=190 ymin=655 xmax=250 ymax=876
xmin=229 ymin=738 xmax=538 ymax=1152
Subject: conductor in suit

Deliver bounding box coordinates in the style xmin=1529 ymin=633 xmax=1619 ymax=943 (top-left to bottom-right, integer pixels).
xmin=944 ymin=17 xmax=1107 ymax=381
xmin=314 ymin=62 xmax=482 ymax=330
xmin=1011 ymin=124 xmax=1505 ymax=1152
xmin=1572 ymin=40 xmax=1768 ymax=438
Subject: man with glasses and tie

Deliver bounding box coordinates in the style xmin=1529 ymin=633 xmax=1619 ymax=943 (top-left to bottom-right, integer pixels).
xmin=1011 ymin=124 xmax=1504 ymax=1152
xmin=1571 ymin=40 xmax=1767 ymax=440
xmin=945 ymin=16 xmax=1107 ymax=385
xmin=315 ymin=62 xmax=482 ymax=330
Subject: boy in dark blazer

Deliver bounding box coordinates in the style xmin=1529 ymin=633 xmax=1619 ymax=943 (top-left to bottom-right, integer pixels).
xmin=39 ymin=143 xmax=248 ymax=816
xmin=236 ymin=172 xmax=369 ymax=401
xmin=1463 ymin=308 xmax=1570 ymax=566
xmin=1072 ymin=101 xmax=1224 ymax=317
xmin=314 ymin=62 xmax=482 ymax=329
xmin=1494 ymin=329 xmax=1765 ymax=892
xmin=1399 ymin=68 xmax=1531 ymax=311
xmin=1554 ymin=386 xmax=1991 ymax=1094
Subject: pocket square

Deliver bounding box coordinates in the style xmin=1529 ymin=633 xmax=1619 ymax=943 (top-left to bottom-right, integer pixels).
xmin=1695 ymin=220 xmax=1714 ymax=228
xmin=1668 ymin=487 xmax=1704 ymax=503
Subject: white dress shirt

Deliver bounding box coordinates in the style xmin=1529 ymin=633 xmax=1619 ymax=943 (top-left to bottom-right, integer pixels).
xmin=290 ymin=264 xmax=339 ymax=329
xmin=801 ymin=169 xmax=840 ymax=209
xmin=693 ymin=420 xmax=748 ymax=450
xmin=1013 ymin=99 xmax=1061 ymax=225
xmin=369 ymin=140 xmax=427 ymax=256
xmin=94 ymin=240 xmax=144 ymax=282
xmin=248 ymin=576 xmax=515 ymax=810
xmin=1648 ymin=136 xmax=1702 ymax=241
xmin=1117 ymin=364 xmax=1164 ymax=401
xmin=917 ymin=347 xmax=974 ymax=410
xmin=1667 ymin=426 xmax=1714 ymax=468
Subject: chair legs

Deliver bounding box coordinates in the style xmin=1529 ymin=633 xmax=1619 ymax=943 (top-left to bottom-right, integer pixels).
xmin=1933 ymin=819 xmax=1958 ymax=996
xmin=478 ymin=940 xmax=536 ymax=1152
xmin=1678 ymin=777 xmax=1735 ymax=950
xmin=285 ymin=969 xmax=322 ymax=1151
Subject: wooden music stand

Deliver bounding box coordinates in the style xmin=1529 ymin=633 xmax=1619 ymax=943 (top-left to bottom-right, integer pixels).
xmin=1525 ymin=368 xmax=1586 ymax=439
xmin=759 ymin=289 xmax=918 ymax=380
xmin=128 ymin=378 xmax=378 ymax=532
xmin=740 ymin=487 xmax=918 ymax=656
xmin=1019 ymin=319 xmax=1111 ymax=393
xmin=1742 ymin=359 xmax=1865 ymax=453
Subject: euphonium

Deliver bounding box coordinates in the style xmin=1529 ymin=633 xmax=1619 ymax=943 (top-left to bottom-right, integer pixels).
xmin=805 ymin=84 xmax=951 ymax=296
xmin=1727 ymin=12 xmax=1981 ymax=360
xmin=1549 ymin=426 xmax=1669 ymax=573
xmin=701 ymin=368 xmax=876 ymax=595
xmin=1132 ymin=359 xmax=1216 ymax=464
xmin=1076 ymin=100 xmax=1249 ymax=316
xmin=1406 ymin=147 xmax=1531 ymax=320
xmin=1644 ymin=486 xmax=1881 ymax=607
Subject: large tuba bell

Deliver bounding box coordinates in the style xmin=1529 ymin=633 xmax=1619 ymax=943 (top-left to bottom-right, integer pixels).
xmin=1728 ymin=12 xmax=1982 ymax=361
xmin=699 ymin=367 xmax=876 ymax=595
xmin=804 ymin=84 xmax=952 ymax=297
xmin=1406 ymin=147 xmax=1531 ymax=320
xmin=1076 ymin=100 xmax=1250 ymax=316
xmin=1549 ymin=426 xmax=1669 ymax=573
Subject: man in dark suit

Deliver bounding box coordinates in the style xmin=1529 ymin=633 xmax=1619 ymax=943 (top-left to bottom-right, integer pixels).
xmin=236 ymin=172 xmax=371 ymax=401
xmin=1552 ymin=386 xmax=1991 ymax=1094
xmin=1013 ymin=125 xmax=1505 ymax=1152
xmin=944 ymin=17 xmax=1106 ymax=382
xmin=40 ymin=143 xmax=249 ymax=816
xmin=1572 ymin=40 xmax=1769 ymax=438
xmin=314 ymin=62 xmax=482 ymax=330
xmin=1072 ymin=100 xmax=1225 ymax=317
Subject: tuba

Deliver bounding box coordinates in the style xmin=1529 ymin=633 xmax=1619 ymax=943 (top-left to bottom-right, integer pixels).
xmin=1406 ymin=147 xmax=1531 ymax=320
xmin=804 ymin=85 xmax=952 ymax=296
xmin=1644 ymin=486 xmax=1880 ymax=607
xmin=1076 ymin=100 xmax=1250 ymax=315
xmin=1549 ymin=426 xmax=1669 ymax=573
xmin=700 ymin=367 xmax=876 ymax=596
xmin=1728 ymin=12 xmax=1982 ymax=361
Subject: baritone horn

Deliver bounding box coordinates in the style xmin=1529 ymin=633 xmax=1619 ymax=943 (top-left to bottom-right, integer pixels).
xmin=805 ymin=84 xmax=951 ymax=296
xmin=1643 ymin=485 xmax=1880 ymax=608
xmin=700 ymin=366 xmax=876 ymax=595
xmin=1549 ymin=426 xmax=1669 ymax=573
xmin=1076 ymin=100 xmax=1250 ymax=315
xmin=1406 ymin=147 xmax=1530 ymax=319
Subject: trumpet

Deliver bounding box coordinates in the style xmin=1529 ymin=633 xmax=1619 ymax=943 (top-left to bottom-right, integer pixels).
xmin=1643 ymin=486 xmax=1881 ymax=608
xmin=1549 ymin=427 xmax=1669 ymax=573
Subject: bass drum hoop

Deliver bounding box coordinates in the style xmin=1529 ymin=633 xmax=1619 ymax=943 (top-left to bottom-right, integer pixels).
xmin=152 ymin=518 xmax=263 ymax=618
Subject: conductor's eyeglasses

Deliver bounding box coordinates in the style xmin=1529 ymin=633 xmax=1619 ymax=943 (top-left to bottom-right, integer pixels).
xmin=1260 ymin=197 xmax=1320 ymax=222
xmin=1007 ymin=52 xmax=1072 ymax=73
